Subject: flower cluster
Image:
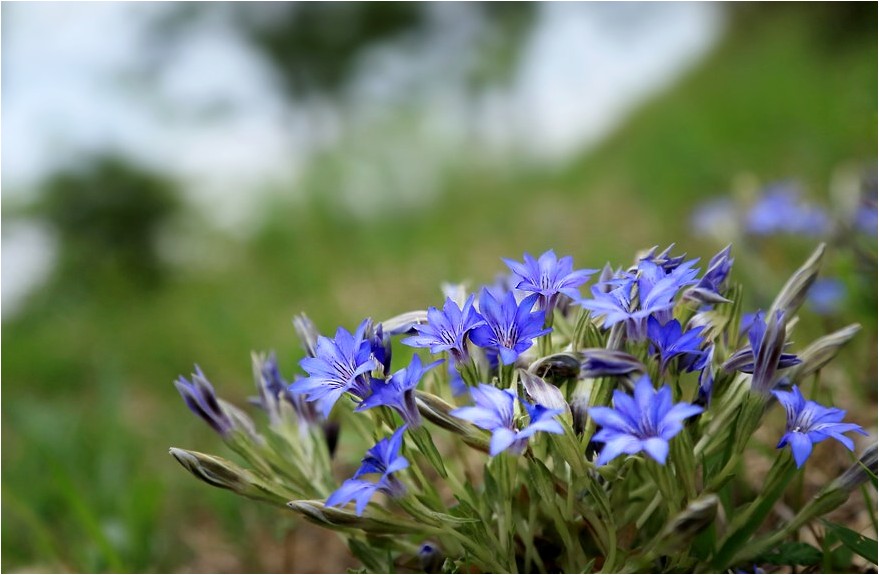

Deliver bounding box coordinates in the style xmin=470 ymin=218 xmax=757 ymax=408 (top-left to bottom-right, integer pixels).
xmin=171 ymin=244 xmax=872 ymax=574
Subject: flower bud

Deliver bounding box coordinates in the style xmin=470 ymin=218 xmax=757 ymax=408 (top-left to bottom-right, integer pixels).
xmin=286 ymin=500 xmax=427 ymax=535
xmin=292 ymin=313 xmax=319 ymax=357
xmin=418 ymin=543 xmax=445 ymax=573
xmin=169 ymin=447 xmax=289 ymax=505
xmin=581 ymin=348 xmax=645 ymax=378
xmin=768 ymin=243 xmax=825 ymax=322
xmin=519 ymin=370 xmax=569 ymax=413
xmin=828 ymin=443 xmax=878 ymax=494
xmin=527 ymin=353 xmax=581 ymax=383
xmin=791 ymin=323 xmax=860 ymax=382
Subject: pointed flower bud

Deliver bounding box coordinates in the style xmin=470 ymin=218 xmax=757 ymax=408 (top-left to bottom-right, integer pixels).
xmin=418 ymin=543 xmax=445 ymax=573
xmin=791 ymin=323 xmax=860 ymax=382
xmin=580 ymin=348 xmax=645 ymax=378
xmin=767 ymin=243 xmax=825 ymax=322
xmin=829 ymin=443 xmax=878 ymax=494
xmin=174 ymin=365 xmax=234 ymax=437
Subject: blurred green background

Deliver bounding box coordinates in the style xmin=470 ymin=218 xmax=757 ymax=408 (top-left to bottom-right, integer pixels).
xmin=2 ymin=3 xmax=876 ymax=572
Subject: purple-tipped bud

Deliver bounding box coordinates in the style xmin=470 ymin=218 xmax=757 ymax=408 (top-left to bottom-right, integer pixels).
xmin=175 ymin=366 xmax=234 ymax=437
xmin=367 ymin=322 xmax=393 ymax=377
xmin=292 ymin=313 xmax=319 ymax=358
xmin=581 ymin=349 xmax=646 ymax=378
xmin=685 ymin=245 xmax=733 ymax=305
xmin=418 ymin=543 xmax=445 ymax=573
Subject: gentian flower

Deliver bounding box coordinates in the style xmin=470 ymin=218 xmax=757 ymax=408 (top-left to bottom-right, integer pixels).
xmin=746 ymin=183 xmax=830 ymax=237
xmin=503 ymin=249 xmax=596 ymax=311
xmin=807 ymin=278 xmax=845 ymax=316
xmin=356 ymin=355 xmax=444 ymax=427
xmin=579 ymin=258 xmax=699 ymax=340
xmin=722 ymin=310 xmax=800 ymax=394
xmin=469 ymin=290 xmax=551 ymax=365
xmin=773 ymin=385 xmax=867 ymax=468
xmin=854 ymin=203 xmax=878 ymax=235
xmin=402 ymin=295 xmax=485 ymax=364
xmin=589 ymin=375 xmax=703 ymax=465
xmin=451 ymin=384 xmax=563 ymax=455
xmin=647 ymin=317 xmax=706 ymax=373
xmin=327 ymin=426 xmax=409 ymax=515
xmin=289 ymin=319 xmax=378 ymax=417
xmin=175 ymin=366 xmax=234 ymax=437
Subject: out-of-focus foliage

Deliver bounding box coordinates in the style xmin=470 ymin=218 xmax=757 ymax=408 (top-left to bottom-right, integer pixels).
xmin=153 ymin=2 xmax=535 ymax=97
xmin=36 ymin=155 xmax=180 ymax=290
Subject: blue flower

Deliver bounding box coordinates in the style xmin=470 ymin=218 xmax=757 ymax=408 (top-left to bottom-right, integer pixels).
xmin=579 ymin=258 xmax=699 ymax=340
xmin=450 ymin=384 xmax=563 ymax=456
xmin=289 ymin=319 xmax=377 ymax=417
xmin=402 ymin=295 xmax=485 ymax=364
xmin=746 ymin=183 xmax=830 ymax=237
xmin=356 ymin=355 xmax=444 ymax=427
xmin=722 ymin=310 xmax=800 ymax=394
xmin=854 ymin=203 xmax=878 ymax=235
xmin=807 ymin=278 xmax=845 ymax=316
xmin=469 ymin=290 xmax=551 ymax=365
xmin=327 ymin=426 xmax=409 ymax=515
xmin=588 ymin=375 xmax=703 ymax=465
xmin=175 ymin=366 xmax=234 ymax=437
xmin=647 ymin=317 xmax=706 ymax=373
xmin=353 ymin=425 xmax=411 ymax=479
xmin=503 ymin=249 xmax=596 ymax=311
xmin=773 ymin=386 xmax=867 ymax=468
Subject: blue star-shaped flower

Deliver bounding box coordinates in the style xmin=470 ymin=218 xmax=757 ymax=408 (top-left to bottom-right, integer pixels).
xmin=588 ymin=375 xmax=703 ymax=465
xmin=773 ymin=385 xmax=867 ymax=468
xmin=579 ymin=258 xmax=699 ymax=340
xmin=402 ymin=295 xmax=485 ymax=364
xmin=326 ymin=426 xmax=409 ymax=515
xmin=469 ymin=290 xmax=551 ymax=365
xmin=450 ymin=384 xmax=563 ymax=456
xmin=289 ymin=319 xmax=377 ymax=417
xmin=746 ymin=183 xmax=830 ymax=237
xmin=503 ymin=249 xmax=596 ymax=311
xmin=647 ymin=317 xmax=706 ymax=373
xmin=356 ymin=355 xmax=444 ymax=427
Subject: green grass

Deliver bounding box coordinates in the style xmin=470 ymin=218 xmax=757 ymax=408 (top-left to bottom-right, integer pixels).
xmin=3 ymin=8 xmax=876 ymax=572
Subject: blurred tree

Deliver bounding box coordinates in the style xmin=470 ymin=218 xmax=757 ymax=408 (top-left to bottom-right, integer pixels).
xmin=152 ymin=2 xmax=535 ymax=98
xmin=37 ymin=155 xmax=180 ymax=291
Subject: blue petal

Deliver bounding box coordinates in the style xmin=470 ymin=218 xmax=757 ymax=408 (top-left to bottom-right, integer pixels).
xmin=641 ymin=437 xmax=669 ymax=464
xmin=490 ymin=428 xmax=518 ymax=456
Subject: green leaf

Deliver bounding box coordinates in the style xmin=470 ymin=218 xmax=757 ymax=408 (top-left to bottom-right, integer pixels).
xmin=756 ymin=541 xmax=822 ymax=566
xmin=822 ymin=521 xmax=878 ymax=565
